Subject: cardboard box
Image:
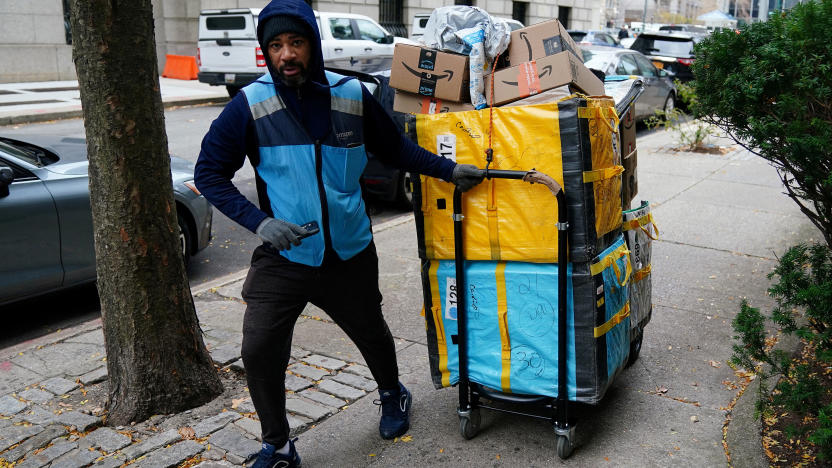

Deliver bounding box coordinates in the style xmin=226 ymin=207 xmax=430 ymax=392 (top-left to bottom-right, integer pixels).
xmin=620 ymin=105 xmax=638 ymax=208
xmin=393 ymin=90 xmax=475 ymax=114
xmin=389 ymin=44 xmax=469 ymax=102
xmin=483 ymin=51 xmax=604 ymax=106
xmin=507 ymin=19 xmax=581 ymax=66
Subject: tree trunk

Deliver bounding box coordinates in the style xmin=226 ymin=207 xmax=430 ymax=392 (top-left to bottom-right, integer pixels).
xmin=69 ymin=0 xmax=223 ymax=425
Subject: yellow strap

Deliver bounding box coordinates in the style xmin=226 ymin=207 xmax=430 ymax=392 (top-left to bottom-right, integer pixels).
xmin=496 ymin=262 xmax=512 ymax=393
xmin=597 ymin=297 xmax=605 ymax=308
xmin=583 ymin=165 xmax=624 ymax=183
xmin=578 ymin=105 xmax=620 ymax=133
xmin=428 ymin=262 xmax=450 ymax=387
xmin=633 ymin=264 xmax=652 ymax=283
xmin=594 ymin=302 xmax=631 ymax=338
xmin=487 ymin=179 xmax=501 ymax=260
xmin=590 ymin=242 xmax=632 ymax=290
xmin=622 ymin=212 xmax=652 ymax=231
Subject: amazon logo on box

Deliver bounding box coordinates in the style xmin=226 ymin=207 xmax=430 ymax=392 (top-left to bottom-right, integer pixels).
xmin=389 ymin=44 xmax=470 ymax=103
xmin=506 ymin=19 xmax=582 ymax=67
xmin=484 ymin=52 xmax=604 ymax=107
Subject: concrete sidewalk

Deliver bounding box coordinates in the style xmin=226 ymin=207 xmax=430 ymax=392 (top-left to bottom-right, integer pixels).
xmin=0 ymin=116 xmax=819 ymax=465
xmin=0 ymin=78 xmax=229 ymax=126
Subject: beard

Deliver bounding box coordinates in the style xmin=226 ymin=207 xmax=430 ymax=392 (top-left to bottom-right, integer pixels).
xmin=278 ymin=60 xmax=309 ymax=87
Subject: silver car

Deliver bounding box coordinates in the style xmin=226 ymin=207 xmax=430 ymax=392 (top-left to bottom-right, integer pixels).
xmin=580 ymin=45 xmax=677 ymax=121
xmin=0 ymin=135 xmax=212 ymax=306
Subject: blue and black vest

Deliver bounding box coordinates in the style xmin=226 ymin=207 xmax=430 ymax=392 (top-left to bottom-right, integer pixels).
xmin=242 ymin=71 xmax=371 ymax=266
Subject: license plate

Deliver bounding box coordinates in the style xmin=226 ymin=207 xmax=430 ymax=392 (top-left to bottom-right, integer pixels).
xmin=224 ymin=73 xmax=236 ymax=84
xmin=652 ymin=61 xmax=664 ymax=69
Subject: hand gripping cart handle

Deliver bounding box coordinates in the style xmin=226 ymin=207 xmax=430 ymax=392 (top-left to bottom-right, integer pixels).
xmin=453 ymin=168 xmax=577 ymax=459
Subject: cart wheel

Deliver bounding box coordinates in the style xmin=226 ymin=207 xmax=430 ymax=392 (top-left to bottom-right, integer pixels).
xmin=459 ymin=408 xmax=481 ymax=440
xmin=627 ymin=328 xmax=644 ymax=367
xmin=557 ymin=434 xmax=574 ymax=459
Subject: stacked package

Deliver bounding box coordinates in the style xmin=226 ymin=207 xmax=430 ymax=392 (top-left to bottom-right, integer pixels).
xmin=397 ymin=11 xmax=650 ymax=405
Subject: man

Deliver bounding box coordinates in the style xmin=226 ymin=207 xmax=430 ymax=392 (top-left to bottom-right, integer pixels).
xmin=194 ymin=0 xmax=484 ymax=466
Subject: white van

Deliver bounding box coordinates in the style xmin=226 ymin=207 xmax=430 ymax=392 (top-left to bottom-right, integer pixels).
xmin=197 ymin=8 xmax=264 ymax=96
xmin=198 ymin=8 xmax=406 ymax=96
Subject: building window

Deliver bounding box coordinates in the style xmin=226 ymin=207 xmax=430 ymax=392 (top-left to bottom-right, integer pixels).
xmin=512 ymin=1 xmax=528 ymax=25
xmin=379 ymin=0 xmax=406 ymax=37
xmin=62 ymin=0 xmax=72 ymax=44
xmin=558 ymin=6 xmax=571 ymax=28
xmin=455 ymin=0 xmax=475 ymax=5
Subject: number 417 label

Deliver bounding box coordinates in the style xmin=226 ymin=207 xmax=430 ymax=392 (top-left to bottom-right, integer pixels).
xmin=437 ymin=134 xmax=456 ymax=162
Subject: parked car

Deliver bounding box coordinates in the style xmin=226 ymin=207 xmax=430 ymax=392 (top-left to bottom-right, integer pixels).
xmin=315 ymin=11 xmax=415 ymax=74
xmin=0 ymin=135 xmax=213 ymax=306
xmin=197 ymin=8 xmax=406 ymax=96
xmin=580 ymin=45 xmax=677 ymax=121
xmin=628 ymin=31 xmax=698 ymax=82
xmin=568 ymin=29 xmax=622 ymax=48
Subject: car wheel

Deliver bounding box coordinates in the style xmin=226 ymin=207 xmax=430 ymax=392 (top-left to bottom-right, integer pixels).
xmin=226 ymin=85 xmax=241 ymax=97
xmin=395 ymin=171 xmax=414 ymax=211
xmin=177 ymin=213 xmax=192 ymax=268
xmin=663 ymin=93 xmax=676 ymax=116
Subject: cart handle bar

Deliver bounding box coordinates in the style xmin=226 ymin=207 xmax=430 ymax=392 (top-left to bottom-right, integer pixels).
xmin=480 ymin=168 xmax=563 ymax=197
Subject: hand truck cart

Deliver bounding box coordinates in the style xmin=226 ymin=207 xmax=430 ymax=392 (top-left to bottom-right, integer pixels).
xmin=451 ymin=168 xmax=577 ymax=458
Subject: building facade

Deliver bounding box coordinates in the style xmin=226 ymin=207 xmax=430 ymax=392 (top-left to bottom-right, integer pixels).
xmin=0 ymin=0 xmax=601 ymax=83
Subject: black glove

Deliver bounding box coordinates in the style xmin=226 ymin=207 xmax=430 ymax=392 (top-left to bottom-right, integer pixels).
xmin=452 ymin=164 xmax=485 ymax=192
xmin=256 ymin=217 xmax=307 ymax=251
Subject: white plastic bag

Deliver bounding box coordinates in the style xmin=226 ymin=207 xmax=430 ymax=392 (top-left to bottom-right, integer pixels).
xmin=419 ymin=6 xmax=511 ymax=109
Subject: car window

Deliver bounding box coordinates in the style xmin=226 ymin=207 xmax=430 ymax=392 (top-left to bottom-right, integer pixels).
xmin=600 ymin=34 xmax=616 ymax=45
xmin=633 ymin=36 xmax=694 ymax=57
xmin=0 ymin=156 xmax=36 ymax=180
xmin=0 ymin=139 xmax=54 ymax=167
xmin=632 ymin=54 xmax=658 ymax=77
xmin=582 ymin=50 xmax=615 ymax=75
xmin=570 ymin=32 xmax=586 ymax=42
xmin=329 ymin=18 xmax=354 ymax=40
xmin=616 ymin=54 xmax=639 ymax=75
xmin=355 ymin=19 xmax=387 ymax=43
xmin=206 ymin=16 xmax=246 ymax=30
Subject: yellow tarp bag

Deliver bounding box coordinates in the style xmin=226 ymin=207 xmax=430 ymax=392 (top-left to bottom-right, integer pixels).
xmin=415 ymin=96 xmax=621 ymax=263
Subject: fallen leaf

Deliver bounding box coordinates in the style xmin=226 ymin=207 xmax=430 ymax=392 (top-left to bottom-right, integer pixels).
xmin=179 ymin=427 xmax=195 ymax=439
xmin=690 ymin=415 xmax=699 ymax=423
xmin=231 ymin=397 xmax=247 ymax=409
xmin=656 ymin=386 xmax=669 ymax=394
xmin=400 ymin=435 xmax=413 ymax=442
xmin=708 ymin=360 xmax=721 ymax=368
xmin=439 ymin=448 xmax=444 ymax=453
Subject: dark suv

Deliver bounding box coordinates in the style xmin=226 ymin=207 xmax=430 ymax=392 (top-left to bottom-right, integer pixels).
xmin=629 ymin=32 xmax=698 ymax=82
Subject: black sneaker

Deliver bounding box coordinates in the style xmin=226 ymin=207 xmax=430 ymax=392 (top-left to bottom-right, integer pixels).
xmin=375 ymin=382 xmax=412 ymax=439
xmin=249 ymin=439 xmax=301 ymax=468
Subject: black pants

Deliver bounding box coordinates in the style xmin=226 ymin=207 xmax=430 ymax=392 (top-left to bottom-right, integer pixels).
xmin=240 ymin=242 xmax=399 ymax=447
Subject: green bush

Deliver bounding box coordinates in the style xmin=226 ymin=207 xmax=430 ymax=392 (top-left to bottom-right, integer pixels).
xmin=731 ymin=244 xmax=832 ymax=455
xmin=692 ymin=0 xmax=832 ymax=246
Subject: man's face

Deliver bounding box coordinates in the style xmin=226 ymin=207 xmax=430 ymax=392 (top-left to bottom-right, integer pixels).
xmin=267 ymin=32 xmax=312 ymax=87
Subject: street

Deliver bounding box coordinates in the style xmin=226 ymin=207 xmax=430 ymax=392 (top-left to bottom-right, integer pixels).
xmin=0 ymin=103 xmax=410 ymax=349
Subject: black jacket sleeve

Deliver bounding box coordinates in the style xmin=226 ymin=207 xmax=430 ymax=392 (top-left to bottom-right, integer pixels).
xmin=361 ymin=85 xmax=456 ymax=181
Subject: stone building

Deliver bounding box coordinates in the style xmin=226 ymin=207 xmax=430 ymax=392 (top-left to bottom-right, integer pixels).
xmin=0 ymin=0 xmax=602 ymax=83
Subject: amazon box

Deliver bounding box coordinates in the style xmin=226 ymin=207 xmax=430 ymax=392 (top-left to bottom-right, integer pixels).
xmin=393 ymin=90 xmax=476 ymax=114
xmin=389 ymin=44 xmax=469 ymax=102
xmin=507 ymin=19 xmax=581 ymax=66
xmin=483 ymin=51 xmax=604 ymax=106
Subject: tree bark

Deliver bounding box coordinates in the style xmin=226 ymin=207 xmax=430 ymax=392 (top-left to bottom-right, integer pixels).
xmin=69 ymin=0 xmax=223 ymax=425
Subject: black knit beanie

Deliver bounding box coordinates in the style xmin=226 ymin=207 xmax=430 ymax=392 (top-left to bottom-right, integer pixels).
xmin=260 ymin=15 xmax=311 ymax=45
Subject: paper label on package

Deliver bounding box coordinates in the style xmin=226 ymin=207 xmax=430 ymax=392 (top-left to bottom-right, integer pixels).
xmin=445 ymin=277 xmax=458 ymax=320
xmin=437 ymin=134 xmax=457 ymax=162
xmin=517 ymin=61 xmax=541 ymax=97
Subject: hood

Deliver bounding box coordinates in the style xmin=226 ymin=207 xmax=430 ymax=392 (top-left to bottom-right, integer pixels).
xmin=257 ymin=0 xmax=326 ymax=86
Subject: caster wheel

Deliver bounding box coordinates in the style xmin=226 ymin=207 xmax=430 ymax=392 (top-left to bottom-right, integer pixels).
xmin=628 ymin=328 xmax=644 ymax=367
xmin=459 ymin=408 xmax=480 ymax=440
xmin=557 ymin=434 xmax=574 ymax=459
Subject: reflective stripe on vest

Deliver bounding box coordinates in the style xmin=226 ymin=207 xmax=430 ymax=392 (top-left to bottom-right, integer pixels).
xmin=242 ymin=71 xmax=371 ymax=266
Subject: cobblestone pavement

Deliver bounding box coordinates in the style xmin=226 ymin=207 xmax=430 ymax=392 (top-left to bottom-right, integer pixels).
xmin=0 ymin=284 xmax=377 ymax=468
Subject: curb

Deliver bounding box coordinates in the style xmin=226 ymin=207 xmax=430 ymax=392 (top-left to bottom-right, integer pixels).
xmin=0 ymin=96 xmax=229 ymax=126
xmin=725 ymin=329 xmax=802 ymax=467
